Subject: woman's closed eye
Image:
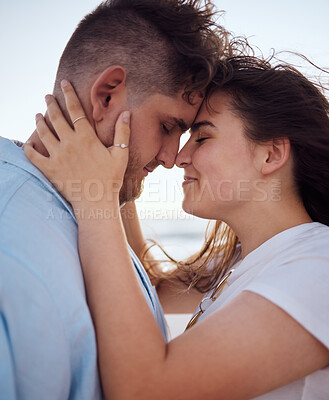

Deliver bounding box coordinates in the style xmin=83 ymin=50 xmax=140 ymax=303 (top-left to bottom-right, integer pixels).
xmin=195 ymin=137 xmax=208 ymax=143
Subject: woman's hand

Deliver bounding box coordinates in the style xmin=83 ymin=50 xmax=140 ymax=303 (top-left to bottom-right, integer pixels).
xmin=24 ymin=80 xmax=130 ymax=216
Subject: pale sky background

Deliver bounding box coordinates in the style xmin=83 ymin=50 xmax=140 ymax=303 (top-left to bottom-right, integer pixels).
xmin=1 ymin=0 xmax=328 ymax=228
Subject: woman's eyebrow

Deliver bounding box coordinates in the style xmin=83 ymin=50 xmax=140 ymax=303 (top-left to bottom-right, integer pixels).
xmin=190 ymin=120 xmax=216 ymax=133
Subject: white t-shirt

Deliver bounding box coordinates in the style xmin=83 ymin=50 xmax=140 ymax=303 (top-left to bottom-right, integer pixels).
xmin=197 ymin=222 xmax=329 ymax=400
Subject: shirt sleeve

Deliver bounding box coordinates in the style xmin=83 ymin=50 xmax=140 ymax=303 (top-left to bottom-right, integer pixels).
xmin=245 ymin=252 xmax=329 ymax=350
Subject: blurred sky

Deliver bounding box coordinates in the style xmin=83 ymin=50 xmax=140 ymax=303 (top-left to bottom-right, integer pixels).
xmin=1 ymin=0 xmax=328 ymax=219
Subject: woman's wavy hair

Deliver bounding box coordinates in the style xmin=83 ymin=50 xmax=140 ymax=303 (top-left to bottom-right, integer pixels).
xmin=146 ymin=54 xmax=329 ymax=293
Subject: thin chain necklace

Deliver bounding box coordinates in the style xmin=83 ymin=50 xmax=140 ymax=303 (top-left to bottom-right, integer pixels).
xmin=185 ymin=269 xmax=235 ymax=330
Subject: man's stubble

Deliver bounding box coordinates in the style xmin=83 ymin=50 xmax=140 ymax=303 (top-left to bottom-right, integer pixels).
xmin=119 ymin=149 xmax=145 ymax=204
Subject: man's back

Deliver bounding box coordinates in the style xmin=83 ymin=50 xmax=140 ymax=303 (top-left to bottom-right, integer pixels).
xmin=0 ymin=137 xmax=166 ymax=399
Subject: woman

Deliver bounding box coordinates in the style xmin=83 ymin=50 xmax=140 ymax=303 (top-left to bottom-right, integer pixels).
xmin=25 ymin=56 xmax=329 ymax=399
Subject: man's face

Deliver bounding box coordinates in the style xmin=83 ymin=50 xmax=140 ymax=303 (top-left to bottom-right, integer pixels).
xmin=101 ymin=91 xmax=202 ymax=203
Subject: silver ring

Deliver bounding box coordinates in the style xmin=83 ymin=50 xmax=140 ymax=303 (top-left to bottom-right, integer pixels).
xmin=113 ymin=143 xmax=128 ymax=149
xmin=72 ymin=115 xmax=87 ymax=124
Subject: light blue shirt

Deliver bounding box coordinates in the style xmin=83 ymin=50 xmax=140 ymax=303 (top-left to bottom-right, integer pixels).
xmin=0 ymin=136 xmax=167 ymax=400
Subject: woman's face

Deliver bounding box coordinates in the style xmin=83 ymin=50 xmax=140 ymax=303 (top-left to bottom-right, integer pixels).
xmin=176 ymin=92 xmax=263 ymax=220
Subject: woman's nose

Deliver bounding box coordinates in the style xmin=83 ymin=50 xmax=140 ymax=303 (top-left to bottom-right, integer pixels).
xmin=175 ymin=141 xmax=192 ymax=168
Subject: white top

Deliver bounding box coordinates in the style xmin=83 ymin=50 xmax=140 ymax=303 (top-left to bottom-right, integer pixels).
xmin=198 ymin=222 xmax=329 ymax=400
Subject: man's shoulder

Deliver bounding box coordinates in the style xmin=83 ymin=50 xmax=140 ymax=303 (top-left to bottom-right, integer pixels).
xmin=0 ymin=138 xmax=75 ymax=225
xmin=0 ymin=141 xmax=79 ymax=278
xmin=0 ymin=165 xmax=75 ymax=229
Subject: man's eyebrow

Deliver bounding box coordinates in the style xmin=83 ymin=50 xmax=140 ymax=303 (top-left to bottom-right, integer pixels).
xmin=166 ymin=116 xmax=188 ymax=132
xmin=190 ymin=120 xmax=216 ymax=133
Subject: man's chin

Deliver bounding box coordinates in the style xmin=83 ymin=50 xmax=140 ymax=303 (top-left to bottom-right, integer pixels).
xmin=119 ymin=175 xmax=145 ymax=204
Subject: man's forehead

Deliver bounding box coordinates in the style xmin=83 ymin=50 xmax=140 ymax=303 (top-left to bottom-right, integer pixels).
xmin=191 ymin=96 xmax=208 ymax=126
xmin=169 ymin=98 xmax=203 ymax=129
xmin=149 ymin=91 xmax=203 ymax=129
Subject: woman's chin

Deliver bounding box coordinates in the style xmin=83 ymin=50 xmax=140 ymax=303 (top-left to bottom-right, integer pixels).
xmin=182 ymin=200 xmax=201 ymax=218
xmin=182 ymin=200 xmax=194 ymax=215
xmin=182 ymin=199 xmax=218 ymax=220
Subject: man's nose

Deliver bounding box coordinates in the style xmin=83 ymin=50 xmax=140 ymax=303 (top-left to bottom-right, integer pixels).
xmin=156 ymin=135 xmax=180 ymax=169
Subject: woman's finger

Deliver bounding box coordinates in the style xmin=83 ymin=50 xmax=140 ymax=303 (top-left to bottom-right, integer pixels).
xmin=35 ymin=114 xmax=60 ymax=155
xmin=60 ymin=80 xmax=91 ymax=132
xmin=110 ymin=111 xmax=130 ymax=177
xmin=24 ymin=141 xmax=49 ymax=173
xmin=113 ymin=111 xmax=131 ymax=149
xmin=45 ymin=94 xmax=72 ymax=140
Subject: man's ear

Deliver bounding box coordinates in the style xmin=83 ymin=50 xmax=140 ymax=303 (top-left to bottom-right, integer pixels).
xmin=90 ymin=66 xmax=127 ymax=122
xmin=257 ymin=138 xmax=291 ymax=175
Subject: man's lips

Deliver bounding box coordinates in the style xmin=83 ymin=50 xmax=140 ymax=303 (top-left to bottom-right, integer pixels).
xmin=143 ymin=167 xmax=154 ymax=176
xmin=143 ymin=162 xmax=159 ymax=176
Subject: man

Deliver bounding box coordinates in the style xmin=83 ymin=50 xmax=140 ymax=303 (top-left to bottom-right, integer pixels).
xmin=0 ymin=0 xmax=224 ymax=398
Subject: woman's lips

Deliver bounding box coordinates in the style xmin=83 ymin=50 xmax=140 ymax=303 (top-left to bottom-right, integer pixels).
xmin=183 ymin=176 xmax=197 ymax=186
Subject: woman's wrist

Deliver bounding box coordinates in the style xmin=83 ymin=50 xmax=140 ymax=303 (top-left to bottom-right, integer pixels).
xmin=71 ymin=198 xmax=120 ymax=222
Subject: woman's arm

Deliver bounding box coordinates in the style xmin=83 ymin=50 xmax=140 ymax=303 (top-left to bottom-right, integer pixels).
xmin=65 ymin=214 xmax=329 ymax=400
xmin=120 ymin=201 xmax=147 ymax=262
xmin=121 ymin=200 xmax=203 ymax=313
xmin=120 ymin=201 xmax=162 ymax=284
xmin=25 ymin=82 xmax=329 ymax=400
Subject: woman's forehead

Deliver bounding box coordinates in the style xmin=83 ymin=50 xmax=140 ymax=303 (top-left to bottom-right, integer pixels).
xmin=194 ymin=91 xmax=232 ymax=124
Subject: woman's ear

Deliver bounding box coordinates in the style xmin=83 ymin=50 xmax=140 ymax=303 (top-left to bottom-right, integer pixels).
xmin=256 ymin=138 xmax=291 ymax=175
xmin=90 ymin=66 xmax=127 ymax=122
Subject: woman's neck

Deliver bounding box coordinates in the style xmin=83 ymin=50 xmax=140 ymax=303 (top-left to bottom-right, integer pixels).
xmin=229 ymin=196 xmax=313 ymax=259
